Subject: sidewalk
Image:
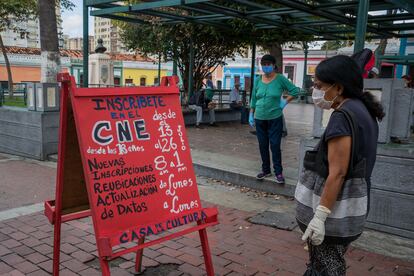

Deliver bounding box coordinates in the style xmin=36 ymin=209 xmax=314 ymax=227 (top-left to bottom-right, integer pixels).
xmin=0 ymin=184 xmax=413 ymax=276
xmin=0 ymin=103 xmax=413 ymax=275
xmin=186 ymin=103 xmax=313 ymax=196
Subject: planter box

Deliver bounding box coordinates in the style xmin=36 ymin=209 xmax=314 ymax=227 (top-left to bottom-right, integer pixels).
xmin=0 ymin=107 xmax=59 ymax=160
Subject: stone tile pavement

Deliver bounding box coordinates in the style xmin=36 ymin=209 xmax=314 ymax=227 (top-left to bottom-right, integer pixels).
xmin=0 ymin=201 xmax=413 ymax=276
xmin=185 ymin=103 xmax=314 ymax=176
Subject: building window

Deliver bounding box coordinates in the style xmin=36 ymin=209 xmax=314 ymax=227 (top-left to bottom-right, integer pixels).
xmin=125 ymin=79 xmax=133 ymax=86
xmin=284 ymin=65 xmax=295 ymax=82
xmin=244 ymin=76 xmax=251 ymax=91
xmin=154 ymin=77 xmax=159 ymax=86
xmin=216 ymin=80 xmax=222 ymax=89
xmin=234 ymin=75 xmax=240 ymax=85
xmin=225 ymin=76 xmax=231 ymax=89
xmin=140 ymin=77 xmax=146 ymax=86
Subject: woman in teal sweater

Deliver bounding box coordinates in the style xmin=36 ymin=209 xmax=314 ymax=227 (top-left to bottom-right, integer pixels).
xmin=249 ymin=54 xmax=299 ymax=183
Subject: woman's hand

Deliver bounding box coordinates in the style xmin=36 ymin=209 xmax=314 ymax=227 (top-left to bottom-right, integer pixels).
xmin=280 ymin=98 xmax=288 ymax=109
xmin=302 ymin=205 xmax=331 ymax=245
xmin=249 ymin=112 xmax=255 ymax=127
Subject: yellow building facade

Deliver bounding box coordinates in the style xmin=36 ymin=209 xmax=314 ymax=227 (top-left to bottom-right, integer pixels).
xmin=123 ymin=62 xmax=168 ymax=86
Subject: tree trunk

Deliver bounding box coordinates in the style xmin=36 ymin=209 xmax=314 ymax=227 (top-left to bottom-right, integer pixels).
xmin=0 ymin=34 xmax=14 ymax=98
xmin=38 ymin=0 xmax=60 ymax=83
xmin=263 ymin=42 xmax=283 ymax=73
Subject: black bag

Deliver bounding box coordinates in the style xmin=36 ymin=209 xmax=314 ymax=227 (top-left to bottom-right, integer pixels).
xmin=350 ymin=48 xmax=373 ymax=74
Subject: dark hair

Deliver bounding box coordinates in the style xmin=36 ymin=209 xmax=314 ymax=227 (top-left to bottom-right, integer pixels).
xmin=315 ymin=55 xmax=385 ymax=121
xmin=261 ymin=54 xmax=278 ymax=70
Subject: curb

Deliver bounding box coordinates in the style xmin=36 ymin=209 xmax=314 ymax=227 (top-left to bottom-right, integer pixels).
xmin=193 ymin=162 xmax=296 ymax=197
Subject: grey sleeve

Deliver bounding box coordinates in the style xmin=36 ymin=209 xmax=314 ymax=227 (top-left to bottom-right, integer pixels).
xmin=324 ymin=111 xmax=351 ymax=142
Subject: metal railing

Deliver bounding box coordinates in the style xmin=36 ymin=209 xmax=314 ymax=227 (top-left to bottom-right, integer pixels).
xmin=180 ymin=89 xmax=248 ymax=108
xmin=0 ymin=83 xmax=27 ymax=107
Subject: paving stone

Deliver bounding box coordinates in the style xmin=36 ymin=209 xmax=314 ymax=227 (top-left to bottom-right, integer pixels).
xmin=178 ymin=263 xmax=205 ymax=276
xmin=142 ymin=256 xmax=159 ymax=268
xmin=12 ymin=261 xmax=38 ymax=274
xmin=143 ymin=248 xmax=162 ymax=259
xmin=29 ymin=231 xmax=49 ymax=240
xmin=177 ymin=253 xmax=204 ymax=267
xmin=70 ymin=250 xmax=95 ymax=263
xmin=0 ymin=233 xmax=9 ymax=242
xmin=0 ymin=240 xmax=21 ymax=249
xmin=19 ymin=237 xmax=42 ymax=248
xmin=225 ymin=262 xmax=259 ymax=275
xmin=62 ymin=236 xmax=84 ymax=245
xmin=26 ymin=269 xmax=51 ymax=276
xmin=158 ymin=247 xmax=184 ymax=258
xmin=33 ymin=244 xmax=53 ymax=255
xmin=118 ymin=261 xmax=134 ymax=269
xmin=60 ymin=243 xmax=78 ymax=254
xmin=0 ymin=262 xmax=14 ymax=274
xmin=25 ymin=252 xmax=49 ymax=264
xmin=77 ymin=268 xmax=101 ymax=276
xmin=0 ymin=227 xmax=15 ymax=235
xmin=155 ymin=255 xmax=184 ymax=265
xmin=37 ymin=260 xmax=53 ymax=274
xmin=18 ymin=225 xmax=38 ymax=234
xmin=61 ymin=259 xmax=89 ymax=273
xmin=76 ymin=241 xmax=97 ymax=252
xmin=1 ymin=270 xmax=25 ymax=276
xmin=12 ymin=245 xmax=35 ymax=256
xmin=0 ymin=245 xmax=12 ymax=257
xmin=8 ymin=232 xmax=29 ymax=241
xmin=1 ymin=254 xmax=26 ymax=266
xmin=59 ymin=269 xmax=79 ymax=276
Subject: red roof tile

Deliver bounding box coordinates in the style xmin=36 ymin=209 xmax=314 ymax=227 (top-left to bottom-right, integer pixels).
xmin=3 ymin=46 xmax=152 ymax=62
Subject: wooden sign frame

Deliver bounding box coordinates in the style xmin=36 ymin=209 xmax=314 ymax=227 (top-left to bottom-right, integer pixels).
xmin=44 ymin=73 xmax=219 ymax=276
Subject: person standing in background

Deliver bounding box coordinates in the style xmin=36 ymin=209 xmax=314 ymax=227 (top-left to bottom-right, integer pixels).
xmin=249 ymin=54 xmax=299 ymax=183
xmin=230 ymin=83 xmax=243 ymax=110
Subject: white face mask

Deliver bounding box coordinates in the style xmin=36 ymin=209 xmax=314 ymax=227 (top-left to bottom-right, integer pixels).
xmin=312 ymin=84 xmax=338 ymax=110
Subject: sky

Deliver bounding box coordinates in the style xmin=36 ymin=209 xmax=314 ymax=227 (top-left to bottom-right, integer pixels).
xmin=61 ymin=0 xmax=94 ymax=38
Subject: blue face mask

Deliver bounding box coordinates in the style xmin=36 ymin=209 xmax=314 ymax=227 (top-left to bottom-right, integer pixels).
xmin=262 ymin=65 xmax=274 ymax=74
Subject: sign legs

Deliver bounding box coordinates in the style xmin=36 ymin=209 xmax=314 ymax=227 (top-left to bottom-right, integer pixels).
xmin=198 ymin=223 xmax=215 ymax=276
xmin=99 ymin=258 xmax=111 ymax=276
xmin=135 ymin=236 xmax=146 ymax=273
xmin=52 ymin=214 xmax=62 ymax=275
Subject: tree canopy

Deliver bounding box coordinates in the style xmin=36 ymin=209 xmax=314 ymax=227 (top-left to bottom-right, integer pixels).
xmin=0 ymin=0 xmax=38 ymax=32
xmin=121 ymin=22 xmax=248 ymax=95
xmin=119 ymin=1 xmax=315 ymax=98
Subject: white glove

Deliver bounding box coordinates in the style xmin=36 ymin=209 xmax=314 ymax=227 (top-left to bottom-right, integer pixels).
xmin=302 ymin=205 xmax=331 ymax=245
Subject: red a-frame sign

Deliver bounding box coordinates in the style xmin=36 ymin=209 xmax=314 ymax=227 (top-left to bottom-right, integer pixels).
xmin=44 ymin=73 xmax=218 ymax=275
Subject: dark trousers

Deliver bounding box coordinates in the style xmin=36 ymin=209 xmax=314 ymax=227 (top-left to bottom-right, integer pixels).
xmin=230 ymin=102 xmax=242 ymax=111
xmin=255 ymin=116 xmax=283 ymax=175
xmin=309 ymin=241 xmax=350 ymax=276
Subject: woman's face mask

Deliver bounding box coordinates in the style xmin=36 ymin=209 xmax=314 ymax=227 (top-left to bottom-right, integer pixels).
xmin=262 ymin=65 xmax=274 ymax=74
xmin=312 ymin=84 xmax=337 ymax=110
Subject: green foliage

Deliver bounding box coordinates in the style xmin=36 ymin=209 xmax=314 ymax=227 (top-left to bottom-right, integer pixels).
xmin=120 ymin=22 xmax=247 ymax=95
xmin=0 ymin=0 xmax=74 ymax=34
xmin=0 ymin=0 xmax=38 ymax=32
xmin=58 ymin=0 xmax=75 ymax=11
xmin=119 ymin=0 xmax=317 ymax=96
xmin=321 ymin=40 xmax=349 ymax=50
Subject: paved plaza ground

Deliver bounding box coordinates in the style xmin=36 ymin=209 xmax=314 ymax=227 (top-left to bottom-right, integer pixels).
xmin=0 ymin=103 xmax=413 ymax=275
